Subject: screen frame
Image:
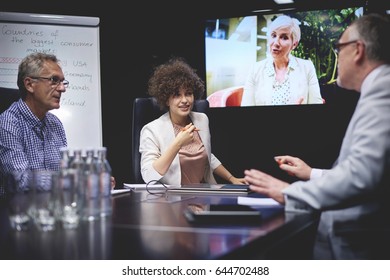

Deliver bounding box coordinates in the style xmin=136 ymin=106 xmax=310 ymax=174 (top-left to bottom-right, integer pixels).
xmin=203 ymin=3 xmax=366 ymax=107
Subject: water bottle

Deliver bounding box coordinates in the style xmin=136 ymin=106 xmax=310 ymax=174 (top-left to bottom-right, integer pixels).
xmin=95 ymin=147 xmax=112 ymax=217
xmin=58 ymin=146 xmax=77 ymax=226
xmin=81 ymin=148 xmax=100 ymax=221
xmin=84 ymin=148 xmax=99 ymax=199
xmin=59 ymin=147 xmax=71 ymax=171
xmin=68 ymin=148 xmax=90 ymax=221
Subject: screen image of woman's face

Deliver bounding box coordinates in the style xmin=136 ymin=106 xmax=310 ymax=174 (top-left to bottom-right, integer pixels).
xmin=269 ymin=27 xmax=296 ymax=60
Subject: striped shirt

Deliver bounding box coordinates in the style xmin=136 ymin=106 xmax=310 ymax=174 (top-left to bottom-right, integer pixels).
xmin=0 ymin=99 xmax=67 ymax=197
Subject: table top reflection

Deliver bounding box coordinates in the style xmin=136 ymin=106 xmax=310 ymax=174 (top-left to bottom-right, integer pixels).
xmin=0 ymin=189 xmax=318 ymax=260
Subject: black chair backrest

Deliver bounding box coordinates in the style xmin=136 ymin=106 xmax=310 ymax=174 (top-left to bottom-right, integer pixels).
xmin=0 ymin=87 xmax=21 ymax=114
xmin=131 ymin=97 xmax=209 ymax=183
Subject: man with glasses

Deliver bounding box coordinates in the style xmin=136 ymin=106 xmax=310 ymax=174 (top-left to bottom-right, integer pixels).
xmin=244 ymin=13 xmax=390 ymax=259
xmin=0 ymin=52 xmax=68 ymax=197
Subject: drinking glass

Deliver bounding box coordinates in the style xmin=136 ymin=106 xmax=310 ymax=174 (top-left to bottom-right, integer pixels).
xmin=7 ymin=170 xmax=33 ymax=231
xmin=30 ymin=170 xmax=59 ymax=231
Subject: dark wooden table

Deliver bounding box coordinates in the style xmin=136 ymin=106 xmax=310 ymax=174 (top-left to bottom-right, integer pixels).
xmin=0 ymin=189 xmax=319 ymax=260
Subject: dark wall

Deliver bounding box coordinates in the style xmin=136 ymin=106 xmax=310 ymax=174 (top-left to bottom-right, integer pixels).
xmin=210 ymin=89 xmax=359 ymax=184
xmin=1 ymin=0 xmax=382 ymax=187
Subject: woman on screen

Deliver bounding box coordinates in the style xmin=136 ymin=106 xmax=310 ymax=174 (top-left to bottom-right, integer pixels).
xmin=139 ymin=57 xmax=245 ymax=185
xmin=241 ymin=15 xmax=323 ymax=106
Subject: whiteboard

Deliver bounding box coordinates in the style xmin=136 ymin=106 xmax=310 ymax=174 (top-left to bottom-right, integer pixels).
xmin=0 ymin=12 xmax=102 ymax=149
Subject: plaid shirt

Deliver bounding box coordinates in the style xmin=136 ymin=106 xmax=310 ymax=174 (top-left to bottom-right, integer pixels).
xmin=0 ymin=99 xmax=67 ymax=197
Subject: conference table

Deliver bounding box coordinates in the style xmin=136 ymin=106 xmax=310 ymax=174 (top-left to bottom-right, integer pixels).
xmin=0 ymin=185 xmax=319 ymax=260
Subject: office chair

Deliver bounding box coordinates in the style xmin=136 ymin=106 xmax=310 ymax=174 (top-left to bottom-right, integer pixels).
xmin=131 ymin=97 xmax=209 ymax=183
xmin=0 ymin=87 xmax=20 ymax=114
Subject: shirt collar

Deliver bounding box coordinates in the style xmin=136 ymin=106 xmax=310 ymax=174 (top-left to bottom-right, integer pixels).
xmin=17 ymin=99 xmax=46 ymax=129
xmin=265 ymin=55 xmax=297 ymax=77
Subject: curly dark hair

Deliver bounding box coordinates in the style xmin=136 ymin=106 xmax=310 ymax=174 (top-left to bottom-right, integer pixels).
xmin=147 ymin=57 xmax=205 ymax=110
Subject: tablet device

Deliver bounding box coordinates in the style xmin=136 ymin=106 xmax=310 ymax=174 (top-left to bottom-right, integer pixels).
xmin=184 ymin=203 xmax=262 ymax=224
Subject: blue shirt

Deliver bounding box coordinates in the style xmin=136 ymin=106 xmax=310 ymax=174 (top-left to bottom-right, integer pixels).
xmin=0 ymin=99 xmax=67 ymax=197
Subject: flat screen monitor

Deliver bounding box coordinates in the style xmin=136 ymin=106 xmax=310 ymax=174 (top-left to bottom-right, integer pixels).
xmin=204 ymin=4 xmax=365 ymax=107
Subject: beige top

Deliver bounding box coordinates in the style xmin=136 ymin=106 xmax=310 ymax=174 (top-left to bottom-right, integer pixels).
xmin=173 ymin=123 xmax=208 ymax=184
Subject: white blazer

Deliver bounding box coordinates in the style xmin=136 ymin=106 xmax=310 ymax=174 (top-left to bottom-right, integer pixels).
xmin=241 ymin=55 xmax=323 ymax=106
xmin=139 ymin=111 xmax=221 ymax=185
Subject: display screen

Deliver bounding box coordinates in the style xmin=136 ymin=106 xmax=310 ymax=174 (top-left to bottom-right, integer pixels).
xmin=204 ymin=5 xmax=364 ymax=107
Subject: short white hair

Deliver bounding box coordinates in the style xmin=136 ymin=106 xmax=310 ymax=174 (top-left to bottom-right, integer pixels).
xmin=267 ymin=15 xmax=301 ymax=44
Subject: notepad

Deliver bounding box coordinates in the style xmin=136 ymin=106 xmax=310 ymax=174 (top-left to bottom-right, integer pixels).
xmin=237 ymin=196 xmax=282 ymax=207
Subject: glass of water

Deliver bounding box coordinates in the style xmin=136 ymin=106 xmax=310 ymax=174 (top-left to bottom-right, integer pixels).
xmin=7 ymin=170 xmax=33 ymax=231
xmin=30 ymin=170 xmax=59 ymax=232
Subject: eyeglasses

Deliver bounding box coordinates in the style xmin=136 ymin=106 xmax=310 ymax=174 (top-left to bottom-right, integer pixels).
xmin=145 ymin=179 xmax=169 ymax=195
xmin=30 ymin=76 xmax=69 ymax=88
xmin=334 ymin=40 xmax=358 ymax=55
